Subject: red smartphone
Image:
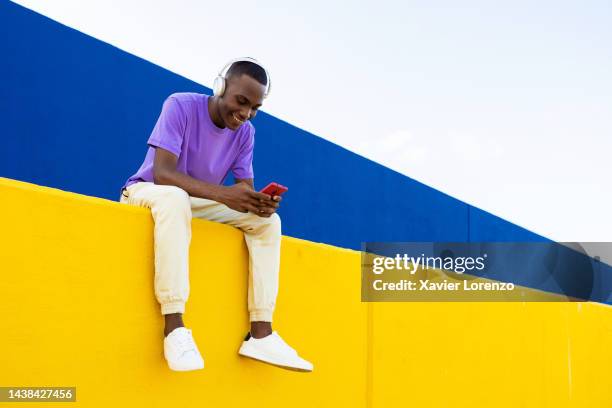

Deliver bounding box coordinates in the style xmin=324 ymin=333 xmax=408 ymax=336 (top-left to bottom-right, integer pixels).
xmin=260 ymin=182 xmax=288 ymax=197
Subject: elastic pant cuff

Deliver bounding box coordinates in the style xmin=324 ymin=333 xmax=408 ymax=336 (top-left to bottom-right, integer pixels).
xmin=161 ymin=301 xmax=185 ymax=315
xmin=249 ymin=309 xmax=274 ymax=322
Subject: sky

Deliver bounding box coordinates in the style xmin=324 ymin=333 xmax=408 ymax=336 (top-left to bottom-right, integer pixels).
xmin=12 ymin=0 xmax=612 ymax=241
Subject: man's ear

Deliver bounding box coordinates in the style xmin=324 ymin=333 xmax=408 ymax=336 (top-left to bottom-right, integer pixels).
xmin=224 ymin=74 xmax=240 ymax=94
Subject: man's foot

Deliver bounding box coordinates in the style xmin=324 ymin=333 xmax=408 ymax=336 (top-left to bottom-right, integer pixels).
xmin=238 ymin=331 xmax=313 ymax=372
xmin=163 ymin=327 xmax=204 ymax=371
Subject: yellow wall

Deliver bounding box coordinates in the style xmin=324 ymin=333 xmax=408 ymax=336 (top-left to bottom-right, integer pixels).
xmin=1 ymin=177 xmax=611 ymax=407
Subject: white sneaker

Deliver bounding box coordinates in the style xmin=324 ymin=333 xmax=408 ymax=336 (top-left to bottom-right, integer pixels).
xmin=238 ymin=331 xmax=313 ymax=372
xmin=163 ymin=327 xmax=204 ymax=371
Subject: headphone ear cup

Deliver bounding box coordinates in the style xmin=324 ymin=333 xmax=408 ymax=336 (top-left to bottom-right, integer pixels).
xmin=213 ymin=76 xmax=225 ymax=97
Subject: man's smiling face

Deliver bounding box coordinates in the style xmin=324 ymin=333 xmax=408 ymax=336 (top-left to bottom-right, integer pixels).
xmin=218 ymin=74 xmax=266 ymax=130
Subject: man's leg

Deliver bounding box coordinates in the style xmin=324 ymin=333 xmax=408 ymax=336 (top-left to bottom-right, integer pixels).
xmin=190 ymin=196 xmax=313 ymax=371
xmin=121 ymin=182 xmax=192 ymax=320
xmin=120 ymin=182 xmax=204 ymax=371
xmin=190 ymin=197 xmax=281 ymax=337
xmin=120 ymin=183 xmax=191 ymax=335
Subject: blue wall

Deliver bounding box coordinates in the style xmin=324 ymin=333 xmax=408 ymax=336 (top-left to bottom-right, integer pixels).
xmin=0 ymin=1 xmax=543 ymax=250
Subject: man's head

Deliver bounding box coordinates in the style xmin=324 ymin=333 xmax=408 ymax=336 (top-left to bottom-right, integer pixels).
xmin=213 ymin=60 xmax=269 ymax=130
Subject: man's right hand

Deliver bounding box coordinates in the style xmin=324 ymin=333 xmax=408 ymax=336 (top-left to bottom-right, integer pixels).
xmin=218 ymin=183 xmax=276 ymax=216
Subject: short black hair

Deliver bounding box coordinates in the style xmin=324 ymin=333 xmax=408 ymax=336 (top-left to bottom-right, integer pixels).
xmin=226 ymin=61 xmax=268 ymax=87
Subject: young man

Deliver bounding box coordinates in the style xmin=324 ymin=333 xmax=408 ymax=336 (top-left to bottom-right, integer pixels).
xmin=120 ymin=58 xmax=313 ymax=372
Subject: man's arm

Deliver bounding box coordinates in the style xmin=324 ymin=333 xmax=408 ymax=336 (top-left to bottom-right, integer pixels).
xmin=153 ymin=147 xmax=275 ymax=215
xmin=234 ymin=178 xmax=255 ymax=190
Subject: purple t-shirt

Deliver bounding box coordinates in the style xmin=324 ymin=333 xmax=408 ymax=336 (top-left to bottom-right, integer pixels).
xmin=123 ymin=93 xmax=255 ymax=190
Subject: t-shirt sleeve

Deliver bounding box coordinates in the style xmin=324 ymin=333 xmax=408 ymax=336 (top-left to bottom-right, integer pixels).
xmin=147 ymin=96 xmax=186 ymax=157
xmin=231 ymin=126 xmax=255 ymax=180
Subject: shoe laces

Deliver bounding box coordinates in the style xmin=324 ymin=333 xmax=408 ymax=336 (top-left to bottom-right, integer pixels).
xmin=271 ymin=332 xmax=298 ymax=356
xmin=174 ymin=329 xmax=197 ymax=355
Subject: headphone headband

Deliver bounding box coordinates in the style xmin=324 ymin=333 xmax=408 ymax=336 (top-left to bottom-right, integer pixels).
xmin=214 ymin=57 xmax=271 ymax=98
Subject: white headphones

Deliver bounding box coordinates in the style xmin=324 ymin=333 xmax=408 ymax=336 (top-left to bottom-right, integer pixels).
xmin=212 ymin=57 xmax=271 ymax=99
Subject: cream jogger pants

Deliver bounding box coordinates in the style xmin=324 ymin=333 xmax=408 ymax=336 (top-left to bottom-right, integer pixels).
xmin=120 ymin=182 xmax=281 ymax=322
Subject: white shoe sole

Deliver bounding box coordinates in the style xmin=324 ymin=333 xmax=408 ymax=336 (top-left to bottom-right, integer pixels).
xmin=238 ymin=343 xmax=313 ymax=372
xmin=166 ymin=359 xmax=204 ymax=372
xmin=164 ymin=351 xmax=204 ymax=371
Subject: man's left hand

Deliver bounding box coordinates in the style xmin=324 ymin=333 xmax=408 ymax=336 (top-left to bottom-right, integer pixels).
xmin=256 ymin=195 xmax=281 ymax=217
xmin=234 ymin=178 xmax=282 ymax=218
